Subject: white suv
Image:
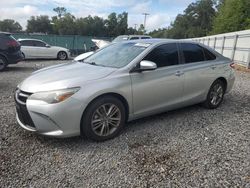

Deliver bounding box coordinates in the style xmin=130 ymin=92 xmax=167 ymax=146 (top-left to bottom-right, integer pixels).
xmin=112 ymin=35 xmax=152 ymax=42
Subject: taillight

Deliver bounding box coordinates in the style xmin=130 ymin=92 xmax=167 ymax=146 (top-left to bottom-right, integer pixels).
xmin=6 ymin=40 xmax=18 ymax=47
xmin=230 ymin=62 xmax=235 ymax=68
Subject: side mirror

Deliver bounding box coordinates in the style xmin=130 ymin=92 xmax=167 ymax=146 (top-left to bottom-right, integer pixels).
xmin=139 ymin=60 xmax=157 ymax=71
xmin=45 ymin=44 xmax=51 ymax=48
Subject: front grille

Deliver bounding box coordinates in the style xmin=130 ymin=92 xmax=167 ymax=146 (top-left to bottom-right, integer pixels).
xmin=15 ymin=89 xmax=35 ymax=128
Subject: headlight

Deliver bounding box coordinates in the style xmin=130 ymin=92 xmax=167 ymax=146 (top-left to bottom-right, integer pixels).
xmin=29 ymin=87 xmax=80 ymax=104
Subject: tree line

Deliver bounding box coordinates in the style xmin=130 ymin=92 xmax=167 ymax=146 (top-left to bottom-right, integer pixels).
xmin=149 ymin=0 xmax=250 ymax=38
xmin=0 ymin=7 xmax=144 ymax=37
xmin=0 ymin=0 xmax=249 ymax=38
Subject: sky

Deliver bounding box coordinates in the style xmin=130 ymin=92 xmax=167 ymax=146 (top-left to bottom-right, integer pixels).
xmin=0 ymin=0 xmax=194 ymax=31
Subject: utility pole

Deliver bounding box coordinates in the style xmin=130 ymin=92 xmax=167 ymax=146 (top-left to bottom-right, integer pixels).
xmin=142 ymin=13 xmax=150 ymax=33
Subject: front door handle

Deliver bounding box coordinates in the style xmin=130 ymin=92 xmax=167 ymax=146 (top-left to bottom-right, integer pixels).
xmin=211 ymin=65 xmax=217 ymax=70
xmin=175 ymin=71 xmax=184 ymax=76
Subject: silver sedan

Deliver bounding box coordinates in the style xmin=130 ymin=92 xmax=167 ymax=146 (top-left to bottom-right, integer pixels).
xmin=15 ymin=39 xmax=235 ymax=141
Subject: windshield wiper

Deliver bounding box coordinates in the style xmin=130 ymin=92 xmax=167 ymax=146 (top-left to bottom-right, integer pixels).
xmin=85 ymin=61 xmax=106 ymax=67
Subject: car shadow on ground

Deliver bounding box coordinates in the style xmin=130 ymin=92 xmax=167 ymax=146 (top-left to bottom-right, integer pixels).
xmin=20 ymin=103 xmax=214 ymax=149
xmin=5 ymin=66 xmax=37 ymax=72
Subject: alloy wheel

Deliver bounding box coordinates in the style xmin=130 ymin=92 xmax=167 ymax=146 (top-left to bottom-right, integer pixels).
xmin=91 ymin=103 xmax=121 ymax=137
xmin=210 ymin=83 xmax=224 ymax=106
xmin=58 ymin=52 xmax=67 ymax=60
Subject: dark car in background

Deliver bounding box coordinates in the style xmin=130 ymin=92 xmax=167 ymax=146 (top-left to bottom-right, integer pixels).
xmin=0 ymin=32 xmax=23 ymax=71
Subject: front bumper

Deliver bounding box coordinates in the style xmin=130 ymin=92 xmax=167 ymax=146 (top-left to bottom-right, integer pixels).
xmin=15 ymin=90 xmax=86 ymax=138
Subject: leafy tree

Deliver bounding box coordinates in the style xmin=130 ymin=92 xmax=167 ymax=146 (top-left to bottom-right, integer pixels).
xmin=27 ymin=15 xmax=52 ymax=34
xmin=211 ymin=0 xmax=250 ymax=34
xmin=138 ymin=24 xmax=145 ymax=35
xmin=149 ymin=0 xmax=216 ymax=39
xmin=53 ymin=7 xmax=67 ymax=18
xmin=52 ymin=13 xmax=76 ymax=35
xmin=105 ymin=12 xmax=128 ymax=37
xmin=126 ymin=27 xmax=137 ymax=35
xmin=0 ymin=19 xmax=22 ymax=32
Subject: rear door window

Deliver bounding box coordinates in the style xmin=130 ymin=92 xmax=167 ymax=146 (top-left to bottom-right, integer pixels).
xmin=130 ymin=37 xmax=139 ymax=40
xmin=20 ymin=40 xmax=33 ymax=46
xmin=33 ymin=41 xmax=46 ymax=47
xmin=141 ymin=37 xmax=150 ymax=39
xmin=203 ymin=47 xmax=216 ymax=60
xmin=180 ymin=43 xmax=205 ymax=63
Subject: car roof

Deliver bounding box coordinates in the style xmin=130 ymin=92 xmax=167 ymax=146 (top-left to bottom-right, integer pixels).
xmin=116 ymin=35 xmax=151 ymax=38
xmin=122 ymin=38 xmax=202 ymax=45
xmin=0 ymin=32 xmax=11 ymax=36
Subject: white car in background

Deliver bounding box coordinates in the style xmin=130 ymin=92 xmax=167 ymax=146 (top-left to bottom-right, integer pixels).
xmin=18 ymin=39 xmax=70 ymax=60
xmin=74 ymin=35 xmax=152 ymax=61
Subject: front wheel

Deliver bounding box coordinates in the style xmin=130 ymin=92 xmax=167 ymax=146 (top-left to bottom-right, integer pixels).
xmin=57 ymin=51 xmax=68 ymax=60
xmin=81 ymin=96 xmax=126 ymax=141
xmin=203 ymin=79 xmax=226 ymax=109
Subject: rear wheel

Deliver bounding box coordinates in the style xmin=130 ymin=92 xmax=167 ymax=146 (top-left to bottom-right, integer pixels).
xmin=57 ymin=51 xmax=67 ymax=60
xmin=203 ymin=79 xmax=226 ymax=109
xmin=0 ymin=56 xmax=7 ymax=71
xmin=81 ymin=96 xmax=126 ymax=141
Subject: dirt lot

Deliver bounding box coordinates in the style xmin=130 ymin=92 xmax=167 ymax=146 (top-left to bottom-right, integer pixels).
xmin=0 ymin=60 xmax=250 ymax=187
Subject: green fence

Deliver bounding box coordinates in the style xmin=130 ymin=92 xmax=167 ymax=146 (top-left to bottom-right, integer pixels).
xmin=12 ymin=33 xmax=111 ymax=55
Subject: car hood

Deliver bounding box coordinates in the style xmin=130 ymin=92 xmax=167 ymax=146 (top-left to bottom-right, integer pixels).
xmin=19 ymin=62 xmax=116 ymax=93
xmin=74 ymin=51 xmax=94 ymax=61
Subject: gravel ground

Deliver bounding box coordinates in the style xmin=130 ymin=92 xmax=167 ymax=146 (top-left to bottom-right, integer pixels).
xmin=0 ymin=60 xmax=250 ymax=188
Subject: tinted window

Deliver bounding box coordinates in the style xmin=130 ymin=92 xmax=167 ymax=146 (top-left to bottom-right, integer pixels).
xmin=130 ymin=37 xmax=139 ymax=40
xmin=181 ymin=43 xmax=205 ymax=63
xmin=143 ymin=43 xmax=179 ymax=68
xmin=141 ymin=37 xmax=150 ymax=39
xmin=33 ymin=41 xmax=46 ymax=47
xmin=203 ymin=47 xmax=216 ymax=60
xmin=20 ymin=40 xmax=33 ymax=46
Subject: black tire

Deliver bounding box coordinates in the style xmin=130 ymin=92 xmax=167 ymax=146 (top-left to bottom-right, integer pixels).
xmin=57 ymin=51 xmax=68 ymax=60
xmin=0 ymin=56 xmax=7 ymax=71
xmin=81 ymin=96 xmax=126 ymax=142
xmin=21 ymin=52 xmax=25 ymax=60
xmin=203 ymin=79 xmax=226 ymax=109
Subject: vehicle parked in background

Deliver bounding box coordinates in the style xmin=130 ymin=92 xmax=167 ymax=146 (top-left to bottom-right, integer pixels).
xmin=112 ymin=35 xmax=152 ymax=42
xmin=0 ymin=32 xmax=23 ymax=71
xmin=74 ymin=35 xmax=152 ymax=61
xmin=18 ymin=39 xmax=70 ymax=60
xmin=15 ymin=39 xmax=235 ymax=141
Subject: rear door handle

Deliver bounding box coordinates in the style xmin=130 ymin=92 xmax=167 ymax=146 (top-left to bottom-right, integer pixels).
xmin=175 ymin=71 xmax=184 ymax=76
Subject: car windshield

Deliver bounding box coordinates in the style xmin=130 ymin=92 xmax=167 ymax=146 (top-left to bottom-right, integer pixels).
xmin=84 ymin=42 xmax=150 ymax=68
xmin=112 ymin=36 xmax=129 ymax=42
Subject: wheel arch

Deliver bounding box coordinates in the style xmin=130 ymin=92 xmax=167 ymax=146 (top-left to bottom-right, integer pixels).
xmin=0 ymin=53 xmax=8 ymax=63
xmin=80 ymin=92 xmax=130 ymax=131
xmin=216 ymin=77 xmax=227 ymax=91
